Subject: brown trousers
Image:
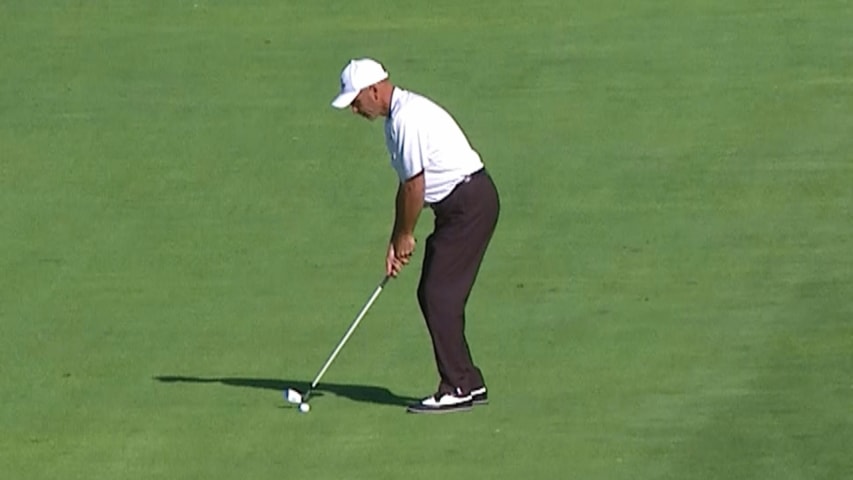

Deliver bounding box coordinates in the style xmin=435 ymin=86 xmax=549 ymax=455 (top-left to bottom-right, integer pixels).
xmin=418 ymin=169 xmax=500 ymax=396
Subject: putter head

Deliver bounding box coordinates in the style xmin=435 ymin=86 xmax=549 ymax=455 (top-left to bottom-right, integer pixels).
xmin=284 ymin=388 xmax=303 ymax=404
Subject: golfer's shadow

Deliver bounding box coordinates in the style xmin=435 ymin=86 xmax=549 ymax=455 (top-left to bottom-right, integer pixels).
xmin=154 ymin=375 xmax=417 ymax=407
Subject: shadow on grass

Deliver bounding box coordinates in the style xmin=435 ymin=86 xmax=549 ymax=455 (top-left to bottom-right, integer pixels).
xmin=154 ymin=375 xmax=417 ymax=407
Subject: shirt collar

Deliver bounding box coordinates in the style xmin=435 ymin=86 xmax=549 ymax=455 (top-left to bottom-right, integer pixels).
xmin=387 ymin=87 xmax=404 ymax=119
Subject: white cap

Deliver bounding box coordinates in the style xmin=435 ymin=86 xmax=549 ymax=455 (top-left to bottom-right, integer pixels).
xmin=331 ymin=58 xmax=389 ymax=109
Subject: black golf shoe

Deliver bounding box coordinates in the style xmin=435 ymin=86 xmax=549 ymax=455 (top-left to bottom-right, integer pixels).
xmin=406 ymin=392 xmax=473 ymax=414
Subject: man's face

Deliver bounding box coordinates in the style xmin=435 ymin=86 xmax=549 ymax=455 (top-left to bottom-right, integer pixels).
xmin=350 ymin=86 xmax=382 ymax=120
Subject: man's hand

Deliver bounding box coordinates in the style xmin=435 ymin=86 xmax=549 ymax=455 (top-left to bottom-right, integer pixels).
xmin=393 ymin=233 xmax=416 ymax=261
xmin=386 ymin=243 xmax=405 ymax=277
xmin=386 ymin=234 xmax=416 ymax=277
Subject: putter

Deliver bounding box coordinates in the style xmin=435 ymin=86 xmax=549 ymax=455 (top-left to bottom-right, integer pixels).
xmin=285 ymin=275 xmax=390 ymax=410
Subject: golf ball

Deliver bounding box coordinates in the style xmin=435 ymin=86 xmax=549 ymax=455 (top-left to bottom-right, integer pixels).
xmin=299 ymin=403 xmax=310 ymax=413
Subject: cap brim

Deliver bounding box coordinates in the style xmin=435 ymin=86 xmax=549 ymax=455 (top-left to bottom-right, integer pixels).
xmin=331 ymin=90 xmax=358 ymax=109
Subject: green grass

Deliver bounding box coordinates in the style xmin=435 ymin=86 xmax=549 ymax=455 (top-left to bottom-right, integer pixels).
xmin=1 ymin=1 xmax=851 ymax=479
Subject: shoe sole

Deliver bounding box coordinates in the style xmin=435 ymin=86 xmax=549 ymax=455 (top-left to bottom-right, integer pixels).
xmin=473 ymin=398 xmax=489 ymax=406
xmin=406 ymin=403 xmax=474 ymax=414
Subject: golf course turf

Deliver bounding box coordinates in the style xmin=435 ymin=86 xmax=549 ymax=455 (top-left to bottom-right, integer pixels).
xmin=1 ymin=1 xmax=851 ymax=478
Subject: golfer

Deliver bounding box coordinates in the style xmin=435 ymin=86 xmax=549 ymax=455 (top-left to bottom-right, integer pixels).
xmin=331 ymin=58 xmax=500 ymax=414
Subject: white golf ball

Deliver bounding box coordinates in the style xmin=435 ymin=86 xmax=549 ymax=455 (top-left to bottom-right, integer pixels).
xmin=299 ymin=403 xmax=310 ymax=413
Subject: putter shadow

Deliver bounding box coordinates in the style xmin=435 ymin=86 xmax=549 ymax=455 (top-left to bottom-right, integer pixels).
xmin=154 ymin=375 xmax=417 ymax=407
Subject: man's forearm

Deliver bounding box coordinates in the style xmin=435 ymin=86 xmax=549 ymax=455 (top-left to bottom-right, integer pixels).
xmin=392 ymin=172 xmax=425 ymax=237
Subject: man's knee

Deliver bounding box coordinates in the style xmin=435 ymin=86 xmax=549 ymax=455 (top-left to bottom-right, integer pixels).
xmin=417 ymin=280 xmax=429 ymax=310
xmin=419 ymin=276 xmax=467 ymax=314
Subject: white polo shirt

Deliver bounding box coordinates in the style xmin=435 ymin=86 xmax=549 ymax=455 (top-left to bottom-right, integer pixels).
xmin=384 ymin=88 xmax=484 ymax=204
